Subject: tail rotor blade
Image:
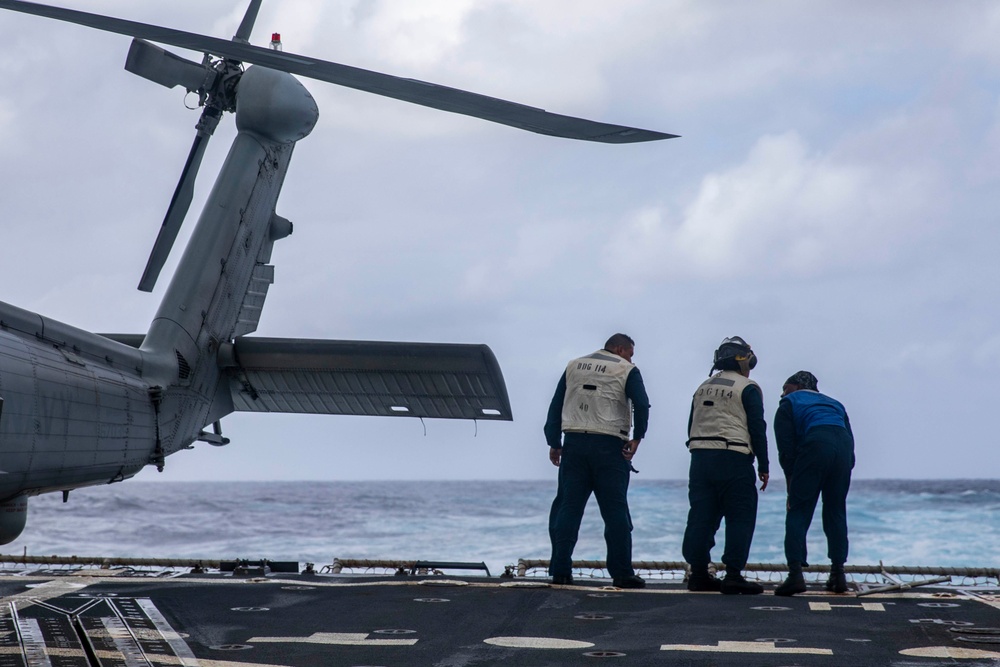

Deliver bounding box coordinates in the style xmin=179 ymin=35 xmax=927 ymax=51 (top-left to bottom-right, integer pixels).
xmin=125 ymin=38 xmax=215 ymax=92
xmin=138 ymin=131 xmax=209 ymax=292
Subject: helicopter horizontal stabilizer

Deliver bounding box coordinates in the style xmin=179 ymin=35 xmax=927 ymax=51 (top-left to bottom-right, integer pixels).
xmin=218 ymin=337 xmax=513 ymax=421
xmin=125 ymin=39 xmax=215 ymax=92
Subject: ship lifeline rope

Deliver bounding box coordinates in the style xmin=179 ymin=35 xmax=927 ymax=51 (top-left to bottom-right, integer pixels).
xmin=514 ymin=558 xmax=1000 ymax=580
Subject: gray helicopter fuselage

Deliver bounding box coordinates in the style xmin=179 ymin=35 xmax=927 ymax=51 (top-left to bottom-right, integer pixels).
xmin=0 ymin=306 xmax=156 ymax=498
xmin=0 ymin=66 xmax=317 ymax=542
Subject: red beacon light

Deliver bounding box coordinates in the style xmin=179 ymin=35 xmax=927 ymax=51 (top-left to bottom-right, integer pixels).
xmin=269 ymin=32 xmax=282 ymax=51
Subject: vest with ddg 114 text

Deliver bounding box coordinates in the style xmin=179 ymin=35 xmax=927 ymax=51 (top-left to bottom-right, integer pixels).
xmin=687 ymin=370 xmax=757 ymax=455
xmin=561 ymin=350 xmax=634 ymax=440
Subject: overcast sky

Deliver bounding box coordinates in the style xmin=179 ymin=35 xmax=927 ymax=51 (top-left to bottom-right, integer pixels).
xmin=2 ymin=0 xmax=1000 ymax=483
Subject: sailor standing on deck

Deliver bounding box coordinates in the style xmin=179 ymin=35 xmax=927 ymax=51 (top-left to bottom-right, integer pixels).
xmin=544 ymin=333 xmax=650 ymax=589
xmin=774 ymin=371 xmax=855 ymax=596
xmin=682 ymin=336 xmax=769 ymax=595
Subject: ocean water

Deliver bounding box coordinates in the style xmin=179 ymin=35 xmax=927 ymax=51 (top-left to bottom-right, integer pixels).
xmin=5 ymin=479 xmax=998 ymax=576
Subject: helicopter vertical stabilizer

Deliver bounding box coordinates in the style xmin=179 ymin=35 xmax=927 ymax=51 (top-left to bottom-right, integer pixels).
xmin=138 ymin=66 xmax=318 ymax=461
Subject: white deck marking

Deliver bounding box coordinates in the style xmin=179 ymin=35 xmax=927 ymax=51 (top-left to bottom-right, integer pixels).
xmin=0 ymin=648 xmax=291 ymax=667
xmin=809 ymin=601 xmax=885 ymax=612
xmin=15 ymin=619 xmax=53 ymax=667
xmin=4 ymin=579 xmax=95 ymax=609
xmin=661 ymin=640 xmax=833 ymax=655
xmin=4 ymin=588 xmax=297 ymax=667
xmin=136 ymin=598 xmax=200 ymax=667
xmin=247 ymin=632 xmax=416 ymax=646
xmin=98 ymin=616 xmax=148 ymax=667
xmin=483 ymin=637 xmax=595 ymax=649
xmin=900 ymin=646 xmax=1000 ymax=659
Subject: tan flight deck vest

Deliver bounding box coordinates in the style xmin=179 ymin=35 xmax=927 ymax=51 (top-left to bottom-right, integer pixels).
xmin=687 ymin=370 xmax=757 ymax=456
xmin=561 ymin=350 xmax=635 ymax=441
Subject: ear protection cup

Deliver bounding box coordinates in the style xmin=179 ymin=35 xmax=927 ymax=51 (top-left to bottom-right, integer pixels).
xmin=713 ymin=336 xmax=756 ymax=373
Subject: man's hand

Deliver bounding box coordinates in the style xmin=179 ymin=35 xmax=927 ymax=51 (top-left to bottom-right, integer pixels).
xmin=549 ymin=447 xmax=562 ymax=467
xmin=759 ymin=471 xmax=769 ymax=491
xmin=622 ymin=439 xmax=641 ymax=461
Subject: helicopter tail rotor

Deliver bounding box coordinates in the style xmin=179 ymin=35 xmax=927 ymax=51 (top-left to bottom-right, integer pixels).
xmin=125 ymin=39 xmax=216 ymax=92
xmin=126 ymin=37 xmax=241 ymax=292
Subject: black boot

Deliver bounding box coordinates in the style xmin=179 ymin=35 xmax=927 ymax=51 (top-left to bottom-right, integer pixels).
xmin=720 ymin=570 xmax=763 ymax=595
xmin=613 ymin=574 xmax=646 ymax=589
xmin=687 ymin=567 xmax=722 ymax=592
xmin=775 ymin=564 xmax=807 ymax=597
xmin=826 ymin=564 xmax=848 ymax=593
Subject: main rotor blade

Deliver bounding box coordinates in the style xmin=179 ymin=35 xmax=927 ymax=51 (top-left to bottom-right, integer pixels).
xmin=233 ymin=0 xmax=262 ymax=43
xmin=138 ymin=132 xmax=209 ymax=292
xmin=0 ymin=0 xmax=677 ymax=143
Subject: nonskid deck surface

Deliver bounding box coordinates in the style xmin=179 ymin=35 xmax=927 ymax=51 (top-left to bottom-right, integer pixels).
xmin=0 ymin=569 xmax=998 ymax=666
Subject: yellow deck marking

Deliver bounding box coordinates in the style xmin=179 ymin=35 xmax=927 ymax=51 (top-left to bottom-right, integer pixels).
xmin=248 ymin=632 xmax=416 ymax=646
xmin=661 ymin=640 xmax=833 ymax=655
xmin=810 ymin=601 xmax=885 ymax=612
xmin=900 ymin=646 xmax=1000 ymax=659
xmin=483 ymin=637 xmax=595 ymax=649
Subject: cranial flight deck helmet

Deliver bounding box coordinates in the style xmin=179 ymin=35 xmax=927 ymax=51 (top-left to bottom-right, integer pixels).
xmin=711 ymin=336 xmax=757 ymax=375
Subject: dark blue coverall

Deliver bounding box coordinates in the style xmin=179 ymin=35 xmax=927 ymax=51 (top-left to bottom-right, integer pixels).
xmin=681 ymin=384 xmax=769 ymax=575
xmin=774 ymin=390 xmax=855 ymax=567
xmin=544 ymin=370 xmax=650 ymax=580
